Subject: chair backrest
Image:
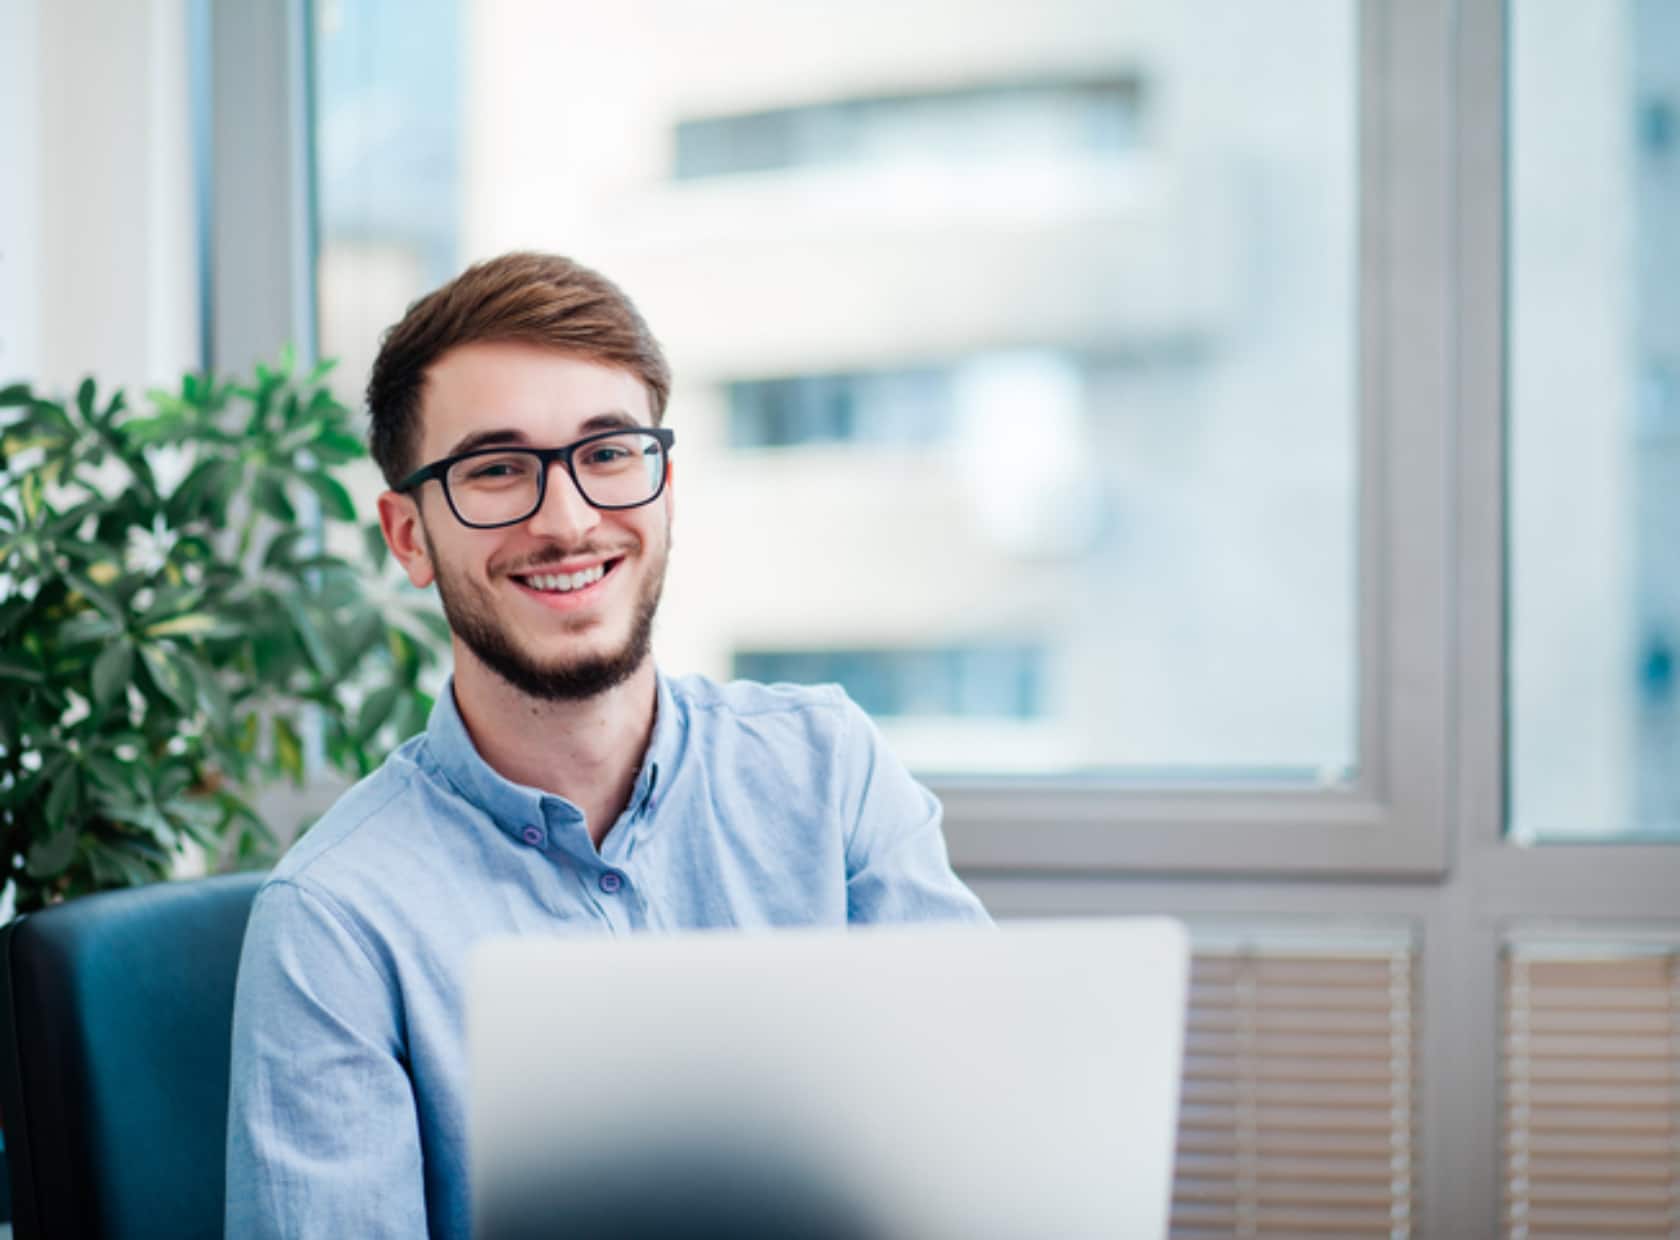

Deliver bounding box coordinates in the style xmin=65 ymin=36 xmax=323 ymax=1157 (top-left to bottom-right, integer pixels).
xmin=0 ymin=872 xmax=266 ymax=1240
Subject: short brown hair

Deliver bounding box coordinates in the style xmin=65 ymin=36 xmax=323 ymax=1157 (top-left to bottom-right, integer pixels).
xmin=366 ymin=251 xmax=672 ymax=486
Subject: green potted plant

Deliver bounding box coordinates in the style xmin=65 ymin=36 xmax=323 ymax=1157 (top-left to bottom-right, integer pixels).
xmin=0 ymin=351 xmax=447 ymax=913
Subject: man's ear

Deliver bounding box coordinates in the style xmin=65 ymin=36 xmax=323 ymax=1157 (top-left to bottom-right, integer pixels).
xmin=377 ymin=489 xmax=436 ymax=589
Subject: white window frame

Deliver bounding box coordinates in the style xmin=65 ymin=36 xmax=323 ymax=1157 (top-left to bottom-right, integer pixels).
xmin=201 ymin=0 xmax=317 ymax=380
xmin=938 ymin=0 xmax=1455 ymax=877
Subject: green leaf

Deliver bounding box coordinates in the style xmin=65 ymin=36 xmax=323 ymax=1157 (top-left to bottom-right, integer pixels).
xmin=417 ymin=611 xmax=452 ymax=646
xmin=143 ymin=386 xmax=185 ymax=413
xmin=279 ymin=592 xmax=335 ymax=677
xmin=65 ymin=569 xmax=126 ymax=622
xmin=139 ymin=643 xmax=197 ymax=715
xmin=354 ymin=684 xmax=401 ymax=745
xmin=136 ymin=583 xmax=205 ymax=623
xmin=154 ymin=763 xmax=193 ymax=803
xmin=26 ymin=825 xmax=79 ymax=879
xmin=170 ymin=799 xmax=224 ymax=850
xmin=311 ymin=429 xmax=365 ymax=463
xmin=306 ymin=357 xmax=339 ymax=385
xmin=84 ymin=752 xmax=137 ymax=797
xmin=121 ymin=411 xmax=190 ymax=447
xmin=143 ymin=612 xmax=226 ymax=639
xmin=263 ymin=527 xmax=308 ymax=569
xmin=0 ymin=382 xmax=32 ymax=406
xmin=92 ymin=640 xmax=135 ymax=706
xmin=44 ymin=766 xmax=81 ymax=829
xmin=75 ymin=377 xmax=97 ymax=423
xmin=206 ymin=455 xmax=243 ymax=511
xmin=0 ymin=653 xmax=46 ymax=684
xmin=166 ymin=456 xmax=221 ymax=518
xmin=252 ymin=470 xmax=296 ymax=523
xmin=393 ymin=690 xmax=432 ymax=741
xmin=243 ymin=377 xmax=278 ymax=435
xmin=20 ymin=470 xmax=43 ymax=521
xmin=86 ymin=842 xmax=165 ymax=888
xmin=167 ymin=456 xmax=241 ymax=523
xmin=185 ymin=655 xmax=232 ymax=728
xmin=362 ymin=522 xmax=390 ymax=570
xmin=59 ymin=609 xmax=124 ymax=645
xmin=0 ymin=596 xmax=32 ymax=635
xmin=273 ymin=715 xmax=305 ymax=783
xmin=275 ymin=418 xmax=325 ymax=455
xmin=292 ymin=553 xmax=353 ymax=576
xmin=299 ymin=470 xmax=357 ymax=522
xmin=312 ymin=565 xmax=360 ymax=608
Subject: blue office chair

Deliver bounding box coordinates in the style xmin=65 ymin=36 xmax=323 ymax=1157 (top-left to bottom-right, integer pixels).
xmin=0 ymin=872 xmax=266 ymax=1240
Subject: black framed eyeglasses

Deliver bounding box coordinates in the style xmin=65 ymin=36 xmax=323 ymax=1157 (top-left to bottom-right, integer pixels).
xmin=396 ymin=427 xmax=675 ymax=529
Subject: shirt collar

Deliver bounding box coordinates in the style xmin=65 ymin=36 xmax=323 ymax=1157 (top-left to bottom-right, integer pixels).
xmin=422 ymin=671 xmax=682 ymax=848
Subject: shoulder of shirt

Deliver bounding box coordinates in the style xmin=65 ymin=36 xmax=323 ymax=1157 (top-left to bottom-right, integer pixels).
xmin=263 ymin=732 xmax=433 ymax=890
xmin=664 ymin=671 xmax=860 ymax=723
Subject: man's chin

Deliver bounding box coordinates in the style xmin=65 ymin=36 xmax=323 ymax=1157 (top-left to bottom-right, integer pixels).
xmin=461 ymin=617 xmax=653 ymax=702
xmin=478 ymin=647 xmax=649 ymax=702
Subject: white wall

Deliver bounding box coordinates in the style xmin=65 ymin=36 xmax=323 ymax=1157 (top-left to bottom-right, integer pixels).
xmin=6 ymin=0 xmax=199 ymax=398
xmin=0 ymin=0 xmax=42 ymax=386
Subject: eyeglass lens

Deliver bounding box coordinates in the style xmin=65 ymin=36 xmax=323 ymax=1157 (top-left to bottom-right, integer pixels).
xmin=444 ymin=433 xmax=666 ymax=525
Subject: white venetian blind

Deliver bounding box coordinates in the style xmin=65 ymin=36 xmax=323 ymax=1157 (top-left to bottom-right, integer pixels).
xmin=1170 ymin=935 xmax=1418 ymax=1238
xmin=1503 ymin=940 xmax=1680 ymax=1238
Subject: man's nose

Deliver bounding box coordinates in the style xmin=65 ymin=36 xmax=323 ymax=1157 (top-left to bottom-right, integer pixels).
xmin=525 ymin=462 xmax=602 ymax=542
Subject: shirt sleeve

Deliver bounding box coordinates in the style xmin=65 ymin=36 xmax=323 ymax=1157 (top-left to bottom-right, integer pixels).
xmin=835 ymin=695 xmax=993 ymax=926
xmin=226 ymin=878 xmax=429 ymax=1238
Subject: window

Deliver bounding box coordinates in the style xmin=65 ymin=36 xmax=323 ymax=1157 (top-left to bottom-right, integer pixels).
xmin=733 ymin=646 xmax=1043 ymax=718
xmin=728 ymin=368 xmax=953 ymax=449
xmin=314 ymin=0 xmax=462 ymax=437
xmin=1507 ymin=0 xmax=1680 ymax=842
xmin=672 ymin=78 xmax=1142 ymax=179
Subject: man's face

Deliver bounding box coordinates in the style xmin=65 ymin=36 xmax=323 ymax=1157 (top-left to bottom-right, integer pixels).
xmin=381 ymin=341 xmax=673 ymax=701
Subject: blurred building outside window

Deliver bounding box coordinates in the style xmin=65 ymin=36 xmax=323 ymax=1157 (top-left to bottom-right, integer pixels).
xmin=1508 ymin=0 xmax=1680 ymax=841
xmin=314 ymin=0 xmax=1358 ymax=782
xmin=734 ymin=645 xmax=1045 ymax=720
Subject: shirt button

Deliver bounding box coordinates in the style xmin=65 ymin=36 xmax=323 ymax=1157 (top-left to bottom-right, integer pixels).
xmin=521 ymin=826 xmax=543 ymax=847
xmin=598 ymin=871 xmax=623 ymax=894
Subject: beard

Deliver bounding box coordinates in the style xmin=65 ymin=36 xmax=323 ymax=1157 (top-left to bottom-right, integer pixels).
xmin=426 ymin=526 xmax=667 ymax=703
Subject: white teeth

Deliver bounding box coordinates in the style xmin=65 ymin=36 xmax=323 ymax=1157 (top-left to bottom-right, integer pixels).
xmin=524 ymin=563 xmax=608 ymax=593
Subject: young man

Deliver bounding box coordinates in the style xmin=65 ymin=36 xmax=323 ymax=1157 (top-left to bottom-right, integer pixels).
xmin=225 ymin=252 xmax=989 ymax=1238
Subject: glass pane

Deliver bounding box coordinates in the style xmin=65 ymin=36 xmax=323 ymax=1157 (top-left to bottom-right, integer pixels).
xmin=1508 ymin=0 xmax=1680 ymax=840
xmin=315 ymin=0 xmax=1358 ymax=780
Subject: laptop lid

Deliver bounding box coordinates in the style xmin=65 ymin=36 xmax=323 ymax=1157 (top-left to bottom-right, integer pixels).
xmin=469 ymin=917 xmax=1188 ymax=1240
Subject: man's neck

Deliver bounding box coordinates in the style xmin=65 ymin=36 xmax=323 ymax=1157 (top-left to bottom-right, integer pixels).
xmin=450 ymin=651 xmax=659 ymax=851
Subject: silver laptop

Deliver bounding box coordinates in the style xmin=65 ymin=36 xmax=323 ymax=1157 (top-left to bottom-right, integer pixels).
xmin=468 ymin=918 xmax=1188 ymax=1240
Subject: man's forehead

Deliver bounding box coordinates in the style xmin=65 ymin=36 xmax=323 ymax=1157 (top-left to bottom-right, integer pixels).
xmin=418 ymin=342 xmax=653 ymax=456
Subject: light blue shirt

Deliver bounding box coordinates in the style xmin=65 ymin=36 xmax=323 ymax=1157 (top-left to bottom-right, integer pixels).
xmin=225 ymin=672 xmax=989 ymax=1238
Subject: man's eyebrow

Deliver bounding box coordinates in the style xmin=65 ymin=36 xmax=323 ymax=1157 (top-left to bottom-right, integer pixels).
xmin=575 ymin=410 xmax=643 ymax=434
xmin=445 ymin=428 xmax=531 ymax=457
xmin=443 ymin=411 xmax=644 ymax=459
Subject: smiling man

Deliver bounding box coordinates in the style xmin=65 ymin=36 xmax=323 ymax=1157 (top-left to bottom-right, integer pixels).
xmin=224 ymin=252 xmax=989 ymax=1239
